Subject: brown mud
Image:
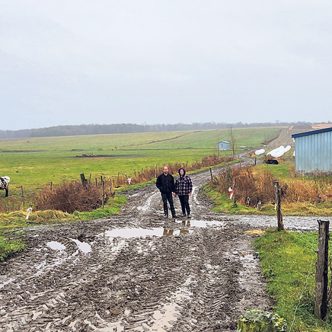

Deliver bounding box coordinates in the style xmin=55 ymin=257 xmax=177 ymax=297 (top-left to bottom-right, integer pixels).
xmin=0 ymin=167 xmax=272 ymax=332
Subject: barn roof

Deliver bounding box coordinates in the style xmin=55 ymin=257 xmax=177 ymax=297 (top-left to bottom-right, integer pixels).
xmin=292 ymin=126 xmax=332 ymax=139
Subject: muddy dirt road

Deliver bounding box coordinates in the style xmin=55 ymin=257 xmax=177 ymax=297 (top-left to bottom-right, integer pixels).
xmin=1 ymin=166 xmax=321 ymax=332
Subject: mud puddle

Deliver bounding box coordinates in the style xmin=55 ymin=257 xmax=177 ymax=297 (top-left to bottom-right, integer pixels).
xmin=175 ymin=219 xmax=226 ymax=228
xmin=70 ymin=238 xmax=92 ymax=254
xmin=46 ymin=239 xmax=92 ymax=254
xmin=46 ymin=241 xmax=66 ymax=251
xmin=103 ymin=219 xmax=225 ymax=240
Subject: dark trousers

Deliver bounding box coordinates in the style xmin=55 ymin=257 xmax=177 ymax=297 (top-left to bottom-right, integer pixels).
xmin=161 ymin=192 xmax=176 ymax=217
xmin=178 ymin=195 xmax=190 ymax=215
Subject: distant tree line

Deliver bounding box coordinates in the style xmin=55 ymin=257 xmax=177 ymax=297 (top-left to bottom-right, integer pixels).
xmin=0 ymin=121 xmax=316 ymax=139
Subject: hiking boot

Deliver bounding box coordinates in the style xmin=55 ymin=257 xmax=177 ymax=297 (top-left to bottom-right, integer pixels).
xmin=164 ymin=214 xmax=168 ymax=219
xmin=182 ymin=213 xmax=186 ymax=217
xmin=187 ymin=214 xmax=191 ymax=219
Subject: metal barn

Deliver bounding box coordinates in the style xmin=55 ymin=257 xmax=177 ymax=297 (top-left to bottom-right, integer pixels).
xmin=218 ymin=140 xmax=231 ymax=151
xmin=292 ymin=127 xmax=332 ymax=173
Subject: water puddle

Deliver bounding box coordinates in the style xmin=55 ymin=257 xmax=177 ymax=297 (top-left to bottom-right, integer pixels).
xmin=149 ymin=276 xmax=193 ymax=331
xmin=46 ymin=241 xmax=66 ymax=251
xmin=104 ymin=219 xmax=225 ymax=239
xmin=105 ymin=228 xmax=164 ymax=239
xmin=192 ymin=186 xmax=200 ymax=205
xmin=176 ymin=219 xmax=225 ymax=228
xmin=70 ymin=239 xmax=92 ymax=254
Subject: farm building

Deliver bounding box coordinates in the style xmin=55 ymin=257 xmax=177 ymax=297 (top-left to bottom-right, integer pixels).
xmin=218 ymin=140 xmax=231 ymax=151
xmin=292 ymin=127 xmax=332 ymax=173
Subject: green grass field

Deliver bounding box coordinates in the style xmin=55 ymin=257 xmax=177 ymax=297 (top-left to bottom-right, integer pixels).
xmin=0 ymin=127 xmax=279 ymax=190
xmin=255 ymin=230 xmax=332 ymax=332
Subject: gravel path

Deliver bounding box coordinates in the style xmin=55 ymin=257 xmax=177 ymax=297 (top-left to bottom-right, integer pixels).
xmin=0 ymin=166 xmax=323 ymax=332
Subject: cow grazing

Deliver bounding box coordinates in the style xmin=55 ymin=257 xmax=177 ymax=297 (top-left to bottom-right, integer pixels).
xmin=0 ymin=176 xmax=10 ymax=197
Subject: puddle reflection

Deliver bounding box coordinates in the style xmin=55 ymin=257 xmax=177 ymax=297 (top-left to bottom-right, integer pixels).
xmin=104 ymin=219 xmax=224 ymax=240
xmin=162 ymin=227 xmax=191 ymax=237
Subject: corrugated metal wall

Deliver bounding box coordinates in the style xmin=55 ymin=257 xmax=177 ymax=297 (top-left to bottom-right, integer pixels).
xmin=295 ymin=131 xmax=332 ymax=173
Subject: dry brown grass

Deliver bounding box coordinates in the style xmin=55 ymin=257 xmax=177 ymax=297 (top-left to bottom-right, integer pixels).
xmin=283 ymin=179 xmax=332 ymax=203
xmin=35 ymin=181 xmax=110 ymax=213
xmin=214 ymin=166 xmax=332 ymax=207
xmin=215 ymin=166 xmax=275 ymax=206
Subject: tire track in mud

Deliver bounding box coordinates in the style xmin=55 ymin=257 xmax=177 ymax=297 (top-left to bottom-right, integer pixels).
xmin=0 ymin=166 xmax=272 ymax=332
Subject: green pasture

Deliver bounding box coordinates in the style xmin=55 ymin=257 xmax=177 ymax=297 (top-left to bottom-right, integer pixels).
xmin=0 ymin=127 xmax=280 ymax=190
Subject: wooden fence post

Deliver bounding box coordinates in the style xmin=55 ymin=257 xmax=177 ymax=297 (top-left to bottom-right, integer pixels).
xmin=315 ymin=220 xmax=330 ymax=320
xmin=110 ymin=177 xmax=114 ymax=196
xmin=20 ymin=185 xmax=25 ymax=208
xmin=80 ymin=173 xmax=88 ymax=189
xmin=274 ymin=181 xmax=284 ymax=231
xmin=231 ymin=179 xmax=237 ymax=208
xmin=209 ymin=168 xmax=213 ymax=182
xmin=101 ymin=176 xmax=105 ymax=208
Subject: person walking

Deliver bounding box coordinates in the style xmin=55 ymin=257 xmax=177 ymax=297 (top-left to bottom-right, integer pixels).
xmin=156 ymin=166 xmax=177 ymax=219
xmin=175 ymin=168 xmax=193 ymax=218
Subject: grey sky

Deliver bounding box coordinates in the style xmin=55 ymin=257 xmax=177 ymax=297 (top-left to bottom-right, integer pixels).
xmin=1 ymin=0 xmax=332 ymax=130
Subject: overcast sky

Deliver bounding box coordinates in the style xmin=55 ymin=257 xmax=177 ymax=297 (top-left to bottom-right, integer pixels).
xmin=1 ymin=0 xmax=332 ymax=130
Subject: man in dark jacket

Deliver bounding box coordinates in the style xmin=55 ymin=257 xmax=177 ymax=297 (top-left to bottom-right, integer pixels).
xmin=175 ymin=168 xmax=193 ymax=218
xmin=156 ymin=166 xmax=177 ymax=219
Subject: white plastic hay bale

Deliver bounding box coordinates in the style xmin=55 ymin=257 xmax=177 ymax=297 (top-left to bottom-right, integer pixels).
xmin=267 ymin=146 xmax=285 ymax=158
xmin=255 ymin=149 xmax=265 ymax=156
xmin=284 ymin=145 xmax=291 ymax=153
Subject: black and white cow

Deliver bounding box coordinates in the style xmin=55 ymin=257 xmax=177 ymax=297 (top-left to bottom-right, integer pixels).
xmin=0 ymin=176 xmax=10 ymax=197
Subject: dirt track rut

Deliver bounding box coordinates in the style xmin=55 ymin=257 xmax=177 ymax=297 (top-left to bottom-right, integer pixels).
xmin=1 ymin=168 xmax=272 ymax=332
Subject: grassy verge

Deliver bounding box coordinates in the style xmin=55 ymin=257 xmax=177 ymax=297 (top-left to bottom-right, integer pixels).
xmin=204 ymin=184 xmax=332 ymax=216
xmin=0 ymin=194 xmax=127 ymax=261
xmin=75 ymin=194 xmax=127 ymax=220
xmin=0 ymin=234 xmax=25 ymax=262
xmin=203 ymin=185 xmax=255 ymax=215
xmin=0 ymin=194 xmax=127 ymax=230
xmin=255 ymin=230 xmax=332 ymax=331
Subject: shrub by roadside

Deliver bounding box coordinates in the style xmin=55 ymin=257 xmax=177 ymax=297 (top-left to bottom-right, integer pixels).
xmin=35 ymin=181 xmax=109 ymax=213
xmin=208 ymin=165 xmax=332 ymax=215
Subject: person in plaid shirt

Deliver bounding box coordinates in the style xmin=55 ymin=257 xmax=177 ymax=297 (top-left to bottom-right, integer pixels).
xmin=175 ymin=168 xmax=193 ymax=218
